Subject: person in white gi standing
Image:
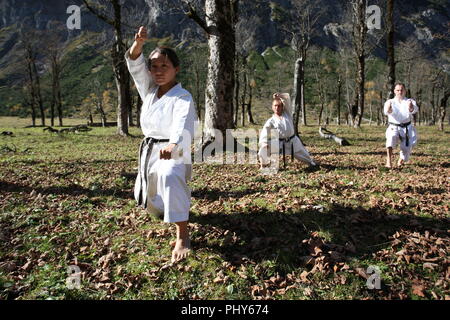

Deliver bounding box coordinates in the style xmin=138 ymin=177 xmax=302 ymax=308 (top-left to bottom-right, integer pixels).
xmin=384 ymin=83 xmax=418 ymax=168
xmin=126 ymin=26 xmax=197 ymax=263
xmin=258 ymin=93 xmax=316 ymax=169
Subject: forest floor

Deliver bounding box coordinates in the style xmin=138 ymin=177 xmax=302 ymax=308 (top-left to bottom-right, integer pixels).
xmin=0 ymin=118 xmax=449 ymax=300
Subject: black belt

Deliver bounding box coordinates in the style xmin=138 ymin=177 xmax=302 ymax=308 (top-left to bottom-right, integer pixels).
xmin=279 ymin=135 xmax=295 ymax=168
xmin=137 ymin=137 xmax=170 ymax=208
xmin=279 ymin=134 xmax=295 ymax=143
xmin=389 ymin=121 xmax=411 ymax=147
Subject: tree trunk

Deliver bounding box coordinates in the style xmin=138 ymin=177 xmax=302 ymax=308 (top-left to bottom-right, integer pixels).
xmin=353 ymin=0 xmax=367 ymax=128
xmin=195 ymin=65 xmax=202 ymax=122
xmin=247 ymin=84 xmax=255 ymax=124
xmin=234 ymin=54 xmax=240 ymax=126
xmin=50 ymin=55 xmax=59 ymax=127
xmin=430 ymin=85 xmax=436 ymax=125
xmin=136 ymin=94 xmax=142 ymax=128
xmin=319 ymin=127 xmax=350 ymax=146
xmin=84 ymin=0 xmax=130 ymax=136
xmin=438 ymin=91 xmax=449 ymax=131
xmin=128 ymin=84 xmax=134 ymax=127
xmin=112 ymin=40 xmax=130 ymax=135
xmin=337 ymin=79 xmax=341 ymax=125
xmin=386 ymin=0 xmax=395 ymax=99
xmin=292 ymin=55 xmax=305 ymax=133
xmin=184 ymin=0 xmax=238 ymax=153
xmin=56 ymin=66 xmax=63 ymax=127
xmin=32 ymin=56 xmax=45 ymax=126
xmin=240 ymin=71 xmax=247 ymax=127
xmin=378 ymin=91 xmax=383 ymax=125
xmin=416 ymin=89 xmax=422 ymax=125
xmin=202 ymin=0 xmax=237 ymax=143
xmin=25 ymin=54 xmax=37 ymax=127
xmin=318 ymin=103 xmax=324 ymax=126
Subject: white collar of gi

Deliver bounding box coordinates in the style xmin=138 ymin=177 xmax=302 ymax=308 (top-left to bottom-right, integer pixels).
xmin=153 ymin=83 xmax=183 ymax=100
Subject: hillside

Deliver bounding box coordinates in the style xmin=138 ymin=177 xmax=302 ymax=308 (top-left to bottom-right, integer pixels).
xmin=0 ymin=0 xmax=448 ymax=117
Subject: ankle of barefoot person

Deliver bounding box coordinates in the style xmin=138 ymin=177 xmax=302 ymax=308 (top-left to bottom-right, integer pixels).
xmin=175 ymin=221 xmax=189 ymax=244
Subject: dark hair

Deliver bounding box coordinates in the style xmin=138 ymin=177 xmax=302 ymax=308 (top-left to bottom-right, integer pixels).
xmin=148 ymin=46 xmax=180 ymax=68
xmin=394 ymin=82 xmax=406 ymax=90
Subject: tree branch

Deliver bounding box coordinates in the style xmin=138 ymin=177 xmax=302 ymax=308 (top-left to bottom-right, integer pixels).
xmin=82 ymin=0 xmax=115 ymax=26
xmin=181 ymin=0 xmax=209 ymax=34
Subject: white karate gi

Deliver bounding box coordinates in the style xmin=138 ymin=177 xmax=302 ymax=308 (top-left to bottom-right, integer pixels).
xmin=258 ymin=93 xmax=315 ymax=166
xmin=125 ymin=49 xmax=197 ymax=223
xmin=384 ymin=97 xmax=418 ymax=162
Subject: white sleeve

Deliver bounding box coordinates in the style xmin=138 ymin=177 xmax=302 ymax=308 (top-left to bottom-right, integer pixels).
xmin=383 ymin=99 xmax=392 ymax=116
xmin=169 ymin=95 xmax=196 ymax=145
xmin=259 ymin=118 xmax=274 ymax=147
xmin=125 ymin=49 xmax=154 ymax=101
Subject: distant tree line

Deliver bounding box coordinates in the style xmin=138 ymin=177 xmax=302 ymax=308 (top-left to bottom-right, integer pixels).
xmin=12 ymin=0 xmax=449 ymax=134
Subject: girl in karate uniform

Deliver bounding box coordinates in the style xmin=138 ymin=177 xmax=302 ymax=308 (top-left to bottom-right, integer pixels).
xmin=126 ymin=26 xmax=197 ymax=263
xmin=258 ymin=93 xmax=316 ymax=169
xmin=384 ymin=83 xmax=418 ymax=168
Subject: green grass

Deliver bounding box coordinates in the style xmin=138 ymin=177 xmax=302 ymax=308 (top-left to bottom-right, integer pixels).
xmin=0 ymin=119 xmax=449 ymax=300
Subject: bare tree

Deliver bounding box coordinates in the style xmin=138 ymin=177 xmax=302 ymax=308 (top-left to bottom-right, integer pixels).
xmin=438 ymin=89 xmax=449 ymax=131
xmin=21 ymin=29 xmax=45 ymax=126
xmin=235 ymin=12 xmax=259 ymax=126
xmin=183 ymin=0 xmax=238 ymax=149
xmin=280 ymin=0 xmax=322 ymax=131
xmin=386 ymin=0 xmax=395 ymax=99
xmin=184 ymin=43 xmax=208 ymax=122
xmin=350 ymin=0 xmax=367 ymax=128
xmin=82 ymin=0 xmax=134 ymax=136
xmin=92 ymin=78 xmax=108 ymax=127
xmin=45 ymin=23 xmax=68 ymax=127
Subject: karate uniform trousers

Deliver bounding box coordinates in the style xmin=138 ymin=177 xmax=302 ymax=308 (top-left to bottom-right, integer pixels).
xmin=125 ymin=49 xmax=196 ymax=223
xmin=258 ymin=114 xmax=316 ymax=166
xmin=384 ymin=98 xmax=418 ymax=162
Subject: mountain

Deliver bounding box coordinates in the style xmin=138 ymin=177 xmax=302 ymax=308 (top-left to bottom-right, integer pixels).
xmin=0 ymin=0 xmax=448 ymax=115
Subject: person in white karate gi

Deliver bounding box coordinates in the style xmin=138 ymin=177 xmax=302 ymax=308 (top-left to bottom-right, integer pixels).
xmin=258 ymin=93 xmax=316 ymax=169
xmin=126 ymin=26 xmax=197 ymax=263
xmin=384 ymin=83 xmax=418 ymax=168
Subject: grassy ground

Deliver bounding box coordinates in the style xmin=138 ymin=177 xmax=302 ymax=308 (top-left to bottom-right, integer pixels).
xmin=0 ymin=117 xmax=449 ymax=300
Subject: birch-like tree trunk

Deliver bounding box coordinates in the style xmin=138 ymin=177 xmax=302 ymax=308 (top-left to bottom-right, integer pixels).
xmin=203 ymin=0 xmax=236 ymax=140
xmin=184 ymin=0 xmax=238 ymax=147
xmin=292 ymin=54 xmax=306 ymax=130
xmin=386 ymin=0 xmax=396 ymax=99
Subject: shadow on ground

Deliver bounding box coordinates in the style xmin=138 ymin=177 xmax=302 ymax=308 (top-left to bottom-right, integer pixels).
xmin=190 ymin=203 xmax=449 ymax=274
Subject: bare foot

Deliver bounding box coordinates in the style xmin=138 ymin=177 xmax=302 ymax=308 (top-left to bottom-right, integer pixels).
xmin=397 ymin=159 xmax=404 ymax=167
xmin=171 ymin=238 xmax=191 ymax=263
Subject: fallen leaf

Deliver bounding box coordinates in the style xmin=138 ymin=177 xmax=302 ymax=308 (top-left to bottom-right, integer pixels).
xmin=412 ymin=284 xmax=426 ymax=297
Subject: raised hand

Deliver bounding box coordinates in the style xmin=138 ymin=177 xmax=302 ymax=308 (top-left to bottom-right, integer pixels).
xmin=408 ymin=99 xmax=414 ymax=112
xmin=129 ymin=26 xmax=147 ymax=60
xmin=134 ymin=26 xmax=147 ymax=46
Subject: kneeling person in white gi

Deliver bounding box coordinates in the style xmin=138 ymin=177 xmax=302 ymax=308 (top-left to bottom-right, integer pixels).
xmin=384 ymin=83 xmax=418 ymax=168
xmin=126 ymin=26 xmax=197 ymax=263
xmin=258 ymin=93 xmax=316 ymax=169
